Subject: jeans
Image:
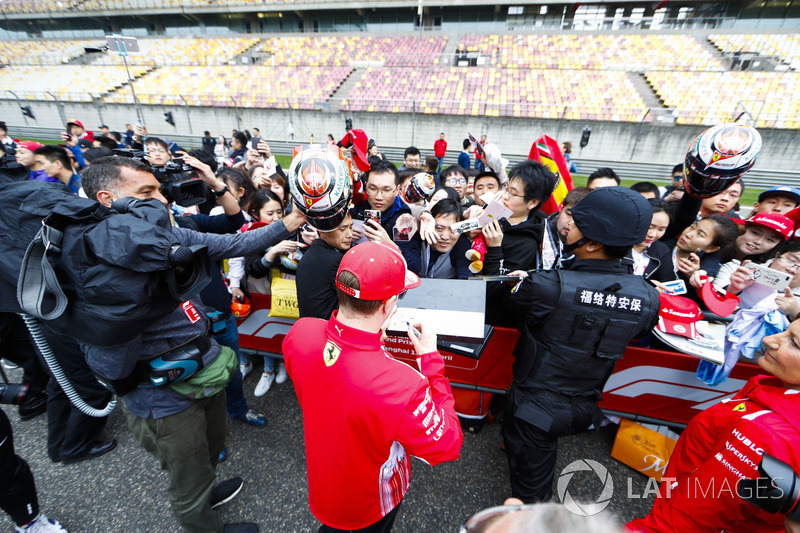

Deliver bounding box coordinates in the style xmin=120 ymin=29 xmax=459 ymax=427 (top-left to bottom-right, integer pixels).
xmin=214 ymin=315 xmax=248 ymax=419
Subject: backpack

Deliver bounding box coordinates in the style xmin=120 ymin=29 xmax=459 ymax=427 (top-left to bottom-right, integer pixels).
xmin=0 ymin=180 xmax=210 ymax=347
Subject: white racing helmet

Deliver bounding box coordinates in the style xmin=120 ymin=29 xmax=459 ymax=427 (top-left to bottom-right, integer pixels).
xmin=288 ymin=144 xmax=353 ymax=232
xmin=684 ymin=123 xmax=762 ymax=199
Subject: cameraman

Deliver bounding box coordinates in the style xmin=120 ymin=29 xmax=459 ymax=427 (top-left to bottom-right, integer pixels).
xmin=81 ymin=156 xmax=306 ymax=533
xmin=173 ymin=151 xmax=267 ymax=429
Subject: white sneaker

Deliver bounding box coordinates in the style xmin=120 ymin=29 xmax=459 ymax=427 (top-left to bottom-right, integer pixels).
xmin=275 ymin=363 xmax=288 ymax=385
xmin=16 ymin=515 xmax=69 ymax=533
xmin=254 ymin=371 xmax=275 ymax=397
xmin=239 ymin=361 xmax=253 ymax=380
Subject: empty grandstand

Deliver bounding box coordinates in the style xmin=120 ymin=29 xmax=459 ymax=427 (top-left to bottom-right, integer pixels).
xmin=0 ymin=1 xmax=799 ymax=170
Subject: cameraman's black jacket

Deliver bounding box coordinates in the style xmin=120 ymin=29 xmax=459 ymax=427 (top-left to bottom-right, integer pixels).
xmin=84 ymin=220 xmax=291 ymax=419
xmin=506 ymin=259 xmax=659 ymax=400
xmin=175 ymin=211 xmax=245 ymax=319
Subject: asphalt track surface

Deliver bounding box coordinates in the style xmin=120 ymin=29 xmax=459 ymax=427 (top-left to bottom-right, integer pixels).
xmin=1 ymin=363 xmax=658 ymax=532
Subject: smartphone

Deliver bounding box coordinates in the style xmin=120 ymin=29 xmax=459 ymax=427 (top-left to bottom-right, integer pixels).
xmin=748 ymin=263 xmax=793 ymax=292
xmin=662 ymin=279 xmax=688 ymax=295
xmin=364 ymin=210 xmax=381 ymax=225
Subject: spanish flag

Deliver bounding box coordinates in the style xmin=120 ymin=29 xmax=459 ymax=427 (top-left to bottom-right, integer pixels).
xmin=528 ymin=135 xmax=573 ymax=215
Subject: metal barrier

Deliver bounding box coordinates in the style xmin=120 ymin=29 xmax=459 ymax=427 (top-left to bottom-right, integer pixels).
xmin=9 ymin=125 xmax=799 ymax=188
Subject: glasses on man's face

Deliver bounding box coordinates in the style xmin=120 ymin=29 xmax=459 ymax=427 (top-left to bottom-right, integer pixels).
xmin=367 ymin=185 xmax=395 ymax=196
xmin=718 ymin=189 xmax=741 ymax=199
xmin=777 ymin=255 xmax=800 ymax=271
xmin=446 ymin=178 xmax=467 ymax=186
xmin=148 ymin=147 xmax=168 ymax=154
xmin=502 ymin=188 xmax=525 ymax=199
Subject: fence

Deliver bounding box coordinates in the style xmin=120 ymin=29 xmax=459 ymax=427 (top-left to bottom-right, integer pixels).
xmin=8 ymin=125 xmax=799 ymax=189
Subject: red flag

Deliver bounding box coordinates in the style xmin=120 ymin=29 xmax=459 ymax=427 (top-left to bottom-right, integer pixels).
xmin=528 ymin=135 xmax=574 ymax=215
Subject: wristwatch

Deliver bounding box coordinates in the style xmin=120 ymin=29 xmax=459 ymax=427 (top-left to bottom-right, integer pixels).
xmin=213 ymin=185 xmax=229 ymax=197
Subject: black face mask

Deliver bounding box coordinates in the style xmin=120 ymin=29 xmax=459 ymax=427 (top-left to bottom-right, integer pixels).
xmin=562 ymin=236 xmax=588 ymax=256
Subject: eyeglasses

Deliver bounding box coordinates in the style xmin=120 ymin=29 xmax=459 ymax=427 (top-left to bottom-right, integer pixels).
xmin=717 ymin=190 xmax=741 ymax=199
xmin=502 ymin=189 xmax=525 ymax=199
xmin=446 ymin=178 xmax=467 ymax=185
xmin=148 ymin=147 xmax=168 ymax=154
xmin=459 ymin=504 xmax=539 ymax=532
xmin=777 ymin=255 xmax=800 ymax=271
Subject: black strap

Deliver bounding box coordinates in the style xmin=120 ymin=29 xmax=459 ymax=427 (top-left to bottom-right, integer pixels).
xmin=17 ymin=223 xmax=69 ymax=321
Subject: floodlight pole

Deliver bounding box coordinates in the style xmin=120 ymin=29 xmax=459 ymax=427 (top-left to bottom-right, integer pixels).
xmin=46 ymin=91 xmax=67 ymax=126
xmin=7 ymin=90 xmax=27 ymax=125
xmin=109 ymin=34 xmax=146 ymax=128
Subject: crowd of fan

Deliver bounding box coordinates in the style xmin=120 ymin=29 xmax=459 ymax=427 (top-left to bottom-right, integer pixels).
xmin=2 ymin=117 xmax=800 ymax=533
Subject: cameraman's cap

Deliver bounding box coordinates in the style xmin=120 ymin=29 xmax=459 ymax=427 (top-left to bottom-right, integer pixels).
xmin=570 ymin=186 xmax=652 ymax=246
xmin=746 ymin=212 xmax=793 ymax=241
xmin=66 ymin=119 xmax=84 ymax=128
xmin=758 ymin=186 xmax=800 ymax=205
xmin=17 ymin=141 xmax=43 ymax=152
xmin=336 ymin=242 xmax=421 ymax=300
xmin=656 ymin=294 xmax=703 ymax=339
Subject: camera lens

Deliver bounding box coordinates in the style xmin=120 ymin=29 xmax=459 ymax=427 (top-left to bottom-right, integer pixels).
xmin=0 ymin=382 xmax=29 ymax=405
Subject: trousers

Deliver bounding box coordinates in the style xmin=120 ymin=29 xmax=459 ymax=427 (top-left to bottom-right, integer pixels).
xmin=214 ymin=315 xmax=248 ymax=418
xmin=0 ymin=408 xmax=38 ymax=526
xmin=502 ymin=386 xmax=599 ymax=503
xmin=124 ymin=391 xmax=227 ymax=533
xmin=318 ymin=501 xmax=402 ymax=533
xmin=0 ymin=313 xmax=48 ymax=397
xmin=38 ymin=326 xmax=111 ymax=462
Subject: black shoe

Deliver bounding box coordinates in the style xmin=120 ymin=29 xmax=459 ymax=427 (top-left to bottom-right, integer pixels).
xmin=211 ymin=477 xmax=243 ymax=509
xmin=223 ymin=524 xmax=258 ymax=533
xmin=18 ymin=393 xmax=47 ymax=421
xmin=61 ymin=439 xmax=117 ymax=464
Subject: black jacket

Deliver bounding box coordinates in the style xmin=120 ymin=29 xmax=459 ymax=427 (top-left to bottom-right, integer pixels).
xmin=175 ymin=210 xmax=245 ymax=318
xmin=626 ymin=240 xmax=676 ymax=283
xmin=484 ymin=209 xmax=547 ymax=327
xmin=296 ymin=239 xmax=345 ymax=319
xmin=350 ymin=196 xmax=419 ymax=272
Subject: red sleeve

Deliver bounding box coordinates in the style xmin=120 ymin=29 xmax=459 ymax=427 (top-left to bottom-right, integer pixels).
xmin=394 ymin=351 xmax=463 ymax=466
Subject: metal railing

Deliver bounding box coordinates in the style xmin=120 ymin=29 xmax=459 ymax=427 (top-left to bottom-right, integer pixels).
xmin=6 ymin=125 xmax=799 ymax=189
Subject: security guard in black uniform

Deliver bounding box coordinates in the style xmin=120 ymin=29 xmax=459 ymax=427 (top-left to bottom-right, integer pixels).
xmin=501 ymin=186 xmax=660 ymax=503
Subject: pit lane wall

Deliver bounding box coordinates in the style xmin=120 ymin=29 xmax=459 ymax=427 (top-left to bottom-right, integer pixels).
xmin=3 ymin=99 xmax=800 ymax=171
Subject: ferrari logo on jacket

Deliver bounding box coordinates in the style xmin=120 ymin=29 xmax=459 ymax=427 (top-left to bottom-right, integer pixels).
xmin=733 ymin=402 xmax=747 ymax=412
xmin=323 ymin=341 xmax=341 ymax=367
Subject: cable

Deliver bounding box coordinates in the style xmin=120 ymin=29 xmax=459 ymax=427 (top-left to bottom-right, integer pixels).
xmin=20 ymin=313 xmax=116 ymax=418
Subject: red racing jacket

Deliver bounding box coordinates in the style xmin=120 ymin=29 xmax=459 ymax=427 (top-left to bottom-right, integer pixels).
xmin=283 ymin=312 xmax=463 ymax=530
xmin=628 ymin=375 xmax=800 ymax=533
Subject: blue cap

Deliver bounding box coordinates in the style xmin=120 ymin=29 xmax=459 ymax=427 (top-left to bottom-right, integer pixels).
xmin=758 ymin=186 xmax=800 ymax=205
xmin=570 ymin=186 xmax=653 ymax=247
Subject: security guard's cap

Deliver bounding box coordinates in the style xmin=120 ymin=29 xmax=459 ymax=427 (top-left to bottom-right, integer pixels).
xmin=570 ymin=186 xmax=653 ymax=247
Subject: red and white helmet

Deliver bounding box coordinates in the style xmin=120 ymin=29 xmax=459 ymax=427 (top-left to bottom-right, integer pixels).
xmin=288 ymin=144 xmax=353 ymax=232
xmin=403 ymin=172 xmax=436 ymax=204
xmin=684 ymin=123 xmax=762 ymax=199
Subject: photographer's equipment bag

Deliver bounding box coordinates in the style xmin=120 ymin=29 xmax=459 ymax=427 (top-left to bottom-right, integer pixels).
xmin=0 ymin=181 xmax=211 ymax=347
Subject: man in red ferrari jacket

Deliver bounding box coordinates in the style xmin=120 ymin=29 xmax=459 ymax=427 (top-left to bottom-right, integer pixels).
xmin=627 ymin=319 xmax=800 ymax=533
xmin=283 ymin=241 xmax=463 ymax=532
